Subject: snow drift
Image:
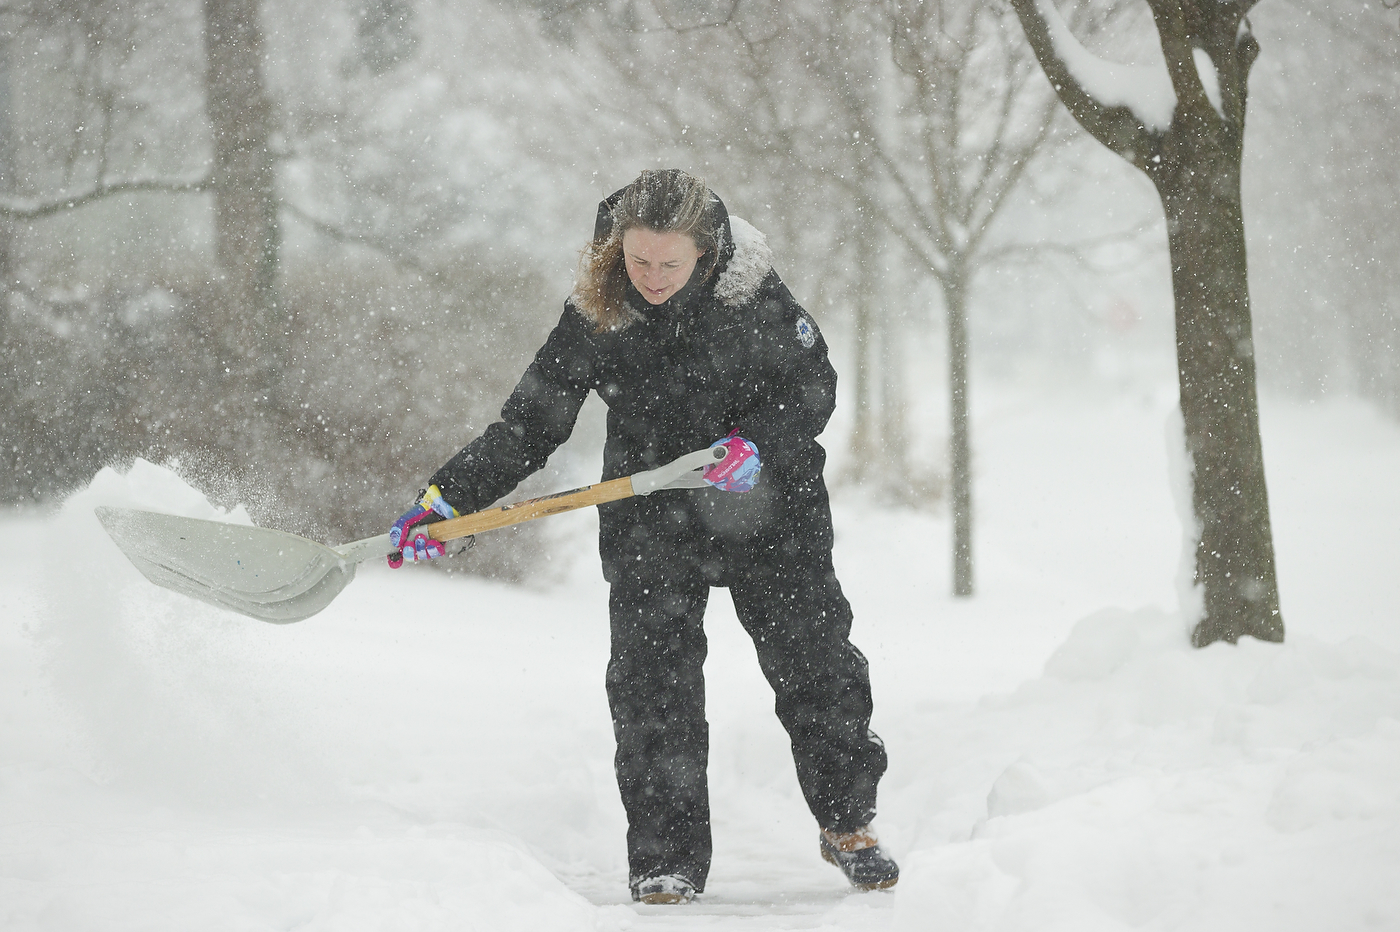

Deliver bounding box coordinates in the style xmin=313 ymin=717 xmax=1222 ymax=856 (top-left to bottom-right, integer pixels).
xmin=3 ymin=393 xmax=1399 ymax=930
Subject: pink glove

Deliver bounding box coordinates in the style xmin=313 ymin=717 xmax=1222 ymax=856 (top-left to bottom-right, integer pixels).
xmin=387 ymin=485 xmax=459 ymax=569
xmin=389 ymin=531 xmax=450 ymax=569
xmin=703 ymin=431 xmax=761 ymax=492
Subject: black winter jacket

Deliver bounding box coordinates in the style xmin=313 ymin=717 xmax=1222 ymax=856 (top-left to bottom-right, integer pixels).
xmin=430 ymin=192 xmax=838 ymax=578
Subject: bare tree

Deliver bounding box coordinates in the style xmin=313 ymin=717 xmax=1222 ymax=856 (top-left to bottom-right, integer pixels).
xmin=868 ymin=0 xmax=1064 ymax=595
xmin=1009 ymin=0 xmax=1283 ymax=645
xmin=527 ymin=1 xmax=1142 ymax=600
xmin=1310 ymin=5 xmax=1400 ymax=418
xmin=354 ymin=0 xmax=419 ymax=74
xmin=0 ymin=1 xmax=209 ymax=278
xmin=1248 ymin=0 xmax=1400 ymax=417
xmin=0 ymin=0 xmax=209 ymax=498
xmin=203 ymin=0 xmax=281 ymax=394
xmin=540 ymin=0 xmax=903 ymax=478
xmin=0 ymin=29 xmax=14 ymax=340
xmin=821 ymin=0 xmax=1136 ymax=595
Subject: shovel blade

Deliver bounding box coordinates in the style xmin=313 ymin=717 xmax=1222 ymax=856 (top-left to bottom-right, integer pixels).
xmin=95 ymin=507 xmax=356 ymax=623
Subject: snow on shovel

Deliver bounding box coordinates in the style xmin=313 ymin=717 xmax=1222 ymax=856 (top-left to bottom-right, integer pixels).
xmin=96 ymin=446 xmax=726 ymax=625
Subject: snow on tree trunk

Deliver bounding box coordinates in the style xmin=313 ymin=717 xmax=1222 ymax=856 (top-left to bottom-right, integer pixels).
xmin=1008 ymin=0 xmax=1283 ymax=645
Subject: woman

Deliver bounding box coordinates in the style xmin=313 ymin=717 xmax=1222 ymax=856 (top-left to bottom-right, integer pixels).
xmin=391 ymin=169 xmax=897 ymax=904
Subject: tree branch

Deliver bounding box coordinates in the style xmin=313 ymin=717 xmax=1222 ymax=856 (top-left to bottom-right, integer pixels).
xmin=981 ymin=208 xmax=1158 ymax=272
xmin=280 ymin=201 xmax=430 ymax=274
xmin=0 ymin=173 xmax=212 ymax=221
xmin=649 ymin=0 xmax=738 ymax=32
xmin=1145 ymin=0 xmax=1215 ymax=125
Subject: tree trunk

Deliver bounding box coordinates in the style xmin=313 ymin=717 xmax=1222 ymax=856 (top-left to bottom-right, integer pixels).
xmin=1006 ymin=0 xmax=1283 ymax=644
xmin=0 ymin=32 xmax=13 ymax=337
xmin=879 ymin=294 xmax=909 ymax=488
xmin=0 ymin=31 xmax=16 ymax=463
xmin=848 ymin=294 xmax=877 ymax=476
xmin=1158 ymin=154 xmax=1282 ymax=646
xmin=203 ymin=0 xmax=281 ymax=394
xmin=847 ymin=225 xmax=879 ymax=481
xmin=945 ymin=268 xmax=973 ymax=597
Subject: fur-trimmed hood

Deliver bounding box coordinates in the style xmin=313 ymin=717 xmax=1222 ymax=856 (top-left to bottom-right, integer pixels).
xmin=587 ymin=186 xmax=774 ymax=313
xmin=712 ymin=216 xmax=774 ymax=309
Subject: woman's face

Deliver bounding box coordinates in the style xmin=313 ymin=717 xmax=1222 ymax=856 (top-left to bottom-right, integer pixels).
xmin=622 ymin=227 xmax=704 ymax=305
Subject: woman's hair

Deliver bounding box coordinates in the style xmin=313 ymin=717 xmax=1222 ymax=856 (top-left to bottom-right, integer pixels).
xmin=575 ymin=169 xmax=722 ymax=330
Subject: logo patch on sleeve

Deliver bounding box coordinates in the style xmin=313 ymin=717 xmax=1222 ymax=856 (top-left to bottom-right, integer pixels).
xmin=795 ymin=316 xmax=817 ymax=348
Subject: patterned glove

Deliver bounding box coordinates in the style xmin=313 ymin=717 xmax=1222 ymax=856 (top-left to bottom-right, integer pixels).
xmin=387 ymin=485 xmax=460 ymax=569
xmin=703 ymin=431 xmax=761 ymax=493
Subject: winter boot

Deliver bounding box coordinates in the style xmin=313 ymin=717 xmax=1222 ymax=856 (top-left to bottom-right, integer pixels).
xmin=632 ymin=873 xmax=697 ymax=905
xmin=820 ymin=825 xmax=899 ymax=890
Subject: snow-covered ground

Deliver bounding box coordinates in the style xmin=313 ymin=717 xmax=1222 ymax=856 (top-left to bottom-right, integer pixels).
xmin=3 ymin=385 xmax=1399 ymax=931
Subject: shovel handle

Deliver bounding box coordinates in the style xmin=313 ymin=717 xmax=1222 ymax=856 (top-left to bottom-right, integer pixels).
xmin=426 ymin=475 xmax=636 ymax=543
xmin=415 ymin=446 xmax=725 ymax=546
xmin=345 ymin=447 xmax=726 ymax=564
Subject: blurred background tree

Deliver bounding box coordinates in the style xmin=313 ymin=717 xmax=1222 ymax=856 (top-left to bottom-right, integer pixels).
xmin=0 ymin=0 xmax=1394 ymax=591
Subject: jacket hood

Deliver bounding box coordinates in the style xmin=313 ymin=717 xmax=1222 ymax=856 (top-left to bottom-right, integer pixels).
xmin=592 ymin=185 xmax=773 ymax=310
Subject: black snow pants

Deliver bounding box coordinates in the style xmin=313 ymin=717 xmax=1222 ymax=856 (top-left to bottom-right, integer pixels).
xmin=601 ymin=482 xmax=887 ymax=893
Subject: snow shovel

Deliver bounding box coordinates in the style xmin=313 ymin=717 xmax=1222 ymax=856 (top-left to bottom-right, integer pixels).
xmin=95 ymin=446 xmax=726 ymax=625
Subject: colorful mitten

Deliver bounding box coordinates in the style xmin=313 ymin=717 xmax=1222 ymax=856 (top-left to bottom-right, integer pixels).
xmin=703 ymin=431 xmax=762 ymax=493
xmin=387 ymin=485 xmax=460 ymax=569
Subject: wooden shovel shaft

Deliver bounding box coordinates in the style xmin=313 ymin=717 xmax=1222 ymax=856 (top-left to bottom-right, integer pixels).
xmin=425 ymin=475 xmax=636 ymax=543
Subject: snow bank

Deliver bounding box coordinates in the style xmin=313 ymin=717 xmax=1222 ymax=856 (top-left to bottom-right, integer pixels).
xmin=8 ymin=459 xmax=596 ymax=932
xmin=5 ymin=393 xmax=1399 ymax=929
xmin=892 ymin=608 xmax=1400 ymax=932
xmin=12 ymin=824 xmax=596 ymax=932
xmin=34 ymin=459 xmax=316 ymax=806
